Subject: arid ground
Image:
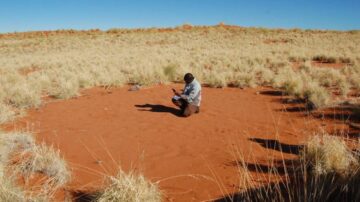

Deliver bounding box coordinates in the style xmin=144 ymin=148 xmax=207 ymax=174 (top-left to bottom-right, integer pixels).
xmin=3 ymin=83 xmax=355 ymax=201
xmin=0 ymin=26 xmax=359 ymax=201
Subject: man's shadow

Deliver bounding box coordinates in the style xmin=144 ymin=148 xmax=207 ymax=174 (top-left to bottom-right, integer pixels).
xmin=135 ymin=104 xmax=181 ymax=117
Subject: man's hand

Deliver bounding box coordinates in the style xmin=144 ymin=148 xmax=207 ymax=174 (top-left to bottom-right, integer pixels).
xmin=172 ymin=88 xmax=180 ymax=96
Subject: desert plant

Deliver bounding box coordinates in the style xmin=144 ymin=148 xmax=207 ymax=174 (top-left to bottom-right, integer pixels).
xmin=17 ymin=143 xmax=71 ymax=189
xmin=0 ymin=176 xmax=26 ymax=202
xmin=303 ymin=81 xmax=330 ymax=109
xmin=0 ymin=132 xmax=74 ymax=202
xmin=224 ymin=134 xmax=360 ymax=202
xmin=0 ymin=25 xmax=359 ymax=126
xmin=205 ymin=71 xmax=227 ymax=88
xmin=163 ymin=64 xmax=179 ymax=82
xmin=49 ymin=76 xmax=80 ymax=99
xmin=303 ymin=135 xmax=358 ymax=175
xmin=312 ymin=55 xmax=337 ymax=63
xmin=97 ymin=170 xmax=161 ymax=202
xmin=0 ymin=104 xmax=16 ymax=124
xmin=0 ymin=132 xmax=35 ymax=165
xmin=232 ymin=72 xmax=257 ymax=88
xmin=274 ymin=67 xmax=304 ymax=97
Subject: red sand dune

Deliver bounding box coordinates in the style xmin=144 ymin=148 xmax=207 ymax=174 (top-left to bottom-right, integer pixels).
xmin=4 ymin=84 xmax=349 ymax=201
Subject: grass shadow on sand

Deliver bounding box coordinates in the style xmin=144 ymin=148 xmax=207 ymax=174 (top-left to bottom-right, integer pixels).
xmin=227 ymin=158 xmax=299 ymax=175
xmin=249 ymin=138 xmax=304 ymax=155
xmin=70 ymin=190 xmax=100 ymax=202
xmin=217 ymin=138 xmax=358 ymax=202
xmin=260 ymin=89 xmax=360 ymax=139
xmin=135 ymin=104 xmax=181 ymax=117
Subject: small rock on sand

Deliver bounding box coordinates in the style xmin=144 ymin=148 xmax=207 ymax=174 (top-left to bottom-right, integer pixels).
xmin=129 ymin=85 xmax=141 ymax=91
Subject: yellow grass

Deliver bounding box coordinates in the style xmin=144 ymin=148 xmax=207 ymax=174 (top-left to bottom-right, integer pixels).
xmin=0 ymin=25 xmax=359 ymax=201
xmin=97 ymin=170 xmax=161 ymax=202
xmin=0 ymin=131 xmax=70 ymax=201
xmin=226 ymin=133 xmax=360 ymax=202
xmin=0 ymin=26 xmax=359 ymax=120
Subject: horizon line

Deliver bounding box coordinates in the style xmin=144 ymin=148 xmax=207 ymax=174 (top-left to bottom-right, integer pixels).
xmin=1 ymin=23 xmax=360 ymax=35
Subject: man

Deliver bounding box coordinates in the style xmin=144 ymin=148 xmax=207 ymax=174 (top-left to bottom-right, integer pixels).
xmin=172 ymin=73 xmax=201 ymax=117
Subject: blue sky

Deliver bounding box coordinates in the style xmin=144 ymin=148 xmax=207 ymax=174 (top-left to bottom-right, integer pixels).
xmin=0 ymin=0 xmax=359 ymax=33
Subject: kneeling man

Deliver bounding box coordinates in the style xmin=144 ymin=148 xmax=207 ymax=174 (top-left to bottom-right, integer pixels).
xmin=172 ymin=73 xmax=201 ymax=117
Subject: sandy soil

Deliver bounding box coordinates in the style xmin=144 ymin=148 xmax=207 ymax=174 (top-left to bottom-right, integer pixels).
xmin=3 ymin=84 xmax=350 ymax=201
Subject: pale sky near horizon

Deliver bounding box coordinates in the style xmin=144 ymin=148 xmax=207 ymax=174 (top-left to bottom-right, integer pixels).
xmin=0 ymin=0 xmax=359 ymax=33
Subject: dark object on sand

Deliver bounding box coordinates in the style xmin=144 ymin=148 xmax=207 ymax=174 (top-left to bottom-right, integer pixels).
xmin=129 ymin=85 xmax=141 ymax=91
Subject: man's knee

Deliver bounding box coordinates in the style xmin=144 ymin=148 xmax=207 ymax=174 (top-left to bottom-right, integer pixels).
xmin=183 ymin=110 xmax=191 ymax=117
xmin=183 ymin=106 xmax=193 ymax=117
xmin=172 ymin=98 xmax=181 ymax=107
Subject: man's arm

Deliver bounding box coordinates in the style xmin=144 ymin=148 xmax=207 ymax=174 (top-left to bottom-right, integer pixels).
xmin=172 ymin=88 xmax=181 ymax=96
xmin=180 ymin=84 xmax=200 ymax=103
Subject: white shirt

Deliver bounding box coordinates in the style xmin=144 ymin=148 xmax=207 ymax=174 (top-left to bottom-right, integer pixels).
xmin=181 ymin=79 xmax=202 ymax=106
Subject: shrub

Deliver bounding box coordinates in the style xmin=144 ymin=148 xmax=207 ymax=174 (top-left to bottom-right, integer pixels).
xmin=129 ymin=67 xmax=167 ymax=86
xmin=256 ymin=67 xmax=275 ymax=85
xmin=0 ymin=104 xmax=16 ymax=124
xmin=163 ymin=64 xmax=179 ymax=82
xmin=5 ymin=83 xmax=42 ymax=108
xmin=0 ymin=132 xmax=35 ymax=165
xmin=303 ymin=135 xmax=358 ymax=175
xmin=312 ymin=55 xmax=337 ymax=63
xmin=205 ymin=71 xmax=227 ymax=88
xmin=49 ymin=77 xmax=80 ymax=99
xmin=225 ymin=134 xmax=360 ymax=202
xmin=275 ymin=68 xmax=304 ymax=97
xmin=338 ymin=57 xmax=352 ymax=64
xmin=0 ymin=132 xmax=70 ymax=201
xmin=97 ymin=170 xmax=161 ymax=202
xmin=338 ymin=79 xmax=350 ymax=96
xmin=17 ymin=143 xmax=71 ymax=189
xmin=0 ymin=176 xmax=26 ymax=202
xmin=0 ymin=72 xmax=41 ymax=108
xmin=232 ymin=72 xmax=257 ymax=88
xmin=349 ymin=73 xmax=360 ymax=91
xmin=303 ymin=81 xmax=330 ymax=109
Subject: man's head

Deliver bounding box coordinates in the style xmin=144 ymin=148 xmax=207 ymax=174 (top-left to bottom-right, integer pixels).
xmin=184 ymin=73 xmax=194 ymax=84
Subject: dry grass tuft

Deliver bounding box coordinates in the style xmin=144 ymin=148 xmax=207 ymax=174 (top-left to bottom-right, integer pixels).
xmin=312 ymin=55 xmax=337 ymax=63
xmin=0 ymin=26 xmax=359 ymax=122
xmin=303 ymin=81 xmax=330 ymax=109
xmin=224 ymin=134 xmax=360 ymax=202
xmin=303 ymin=135 xmax=358 ymax=175
xmin=97 ymin=170 xmax=161 ymax=202
xmin=0 ymin=176 xmax=26 ymax=202
xmin=0 ymin=132 xmax=35 ymax=165
xmin=0 ymin=104 xmax=16 ymax=124
xmin=163 ymin=64 xmax=180 ymax=82
xmin=17 ymin=143 xmax=71 ymax=189
xmin=205 ymin=71 xmax=228 ymax=88
xmin=0 ymin=132 xmax=70 ymax=201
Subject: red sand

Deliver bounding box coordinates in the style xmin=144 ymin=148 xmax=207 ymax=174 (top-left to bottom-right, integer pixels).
xmin=3 ymin=84 xmax=349 ymax=201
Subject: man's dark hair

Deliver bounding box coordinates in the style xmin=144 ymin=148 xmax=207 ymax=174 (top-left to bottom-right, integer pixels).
xmin=184 ymin=73 xmax=194 ymax=84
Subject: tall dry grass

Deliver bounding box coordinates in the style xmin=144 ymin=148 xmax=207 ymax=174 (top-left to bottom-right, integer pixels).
xmin=96 ymin=170 xmax=161 ymax=202
xmin=0 ymin=131 xmax=71 ymax=201
xmin=0 ymin=25 xmax=359 ymax=201
xmin=221 ymin=134 xmax=360 ymax=202
xmin=0 ymin=26 xmax=359 ymax=122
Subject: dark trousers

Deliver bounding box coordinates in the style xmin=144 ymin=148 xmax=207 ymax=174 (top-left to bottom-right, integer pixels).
xmin=172 ymin=98 xmax=199 ymax=117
